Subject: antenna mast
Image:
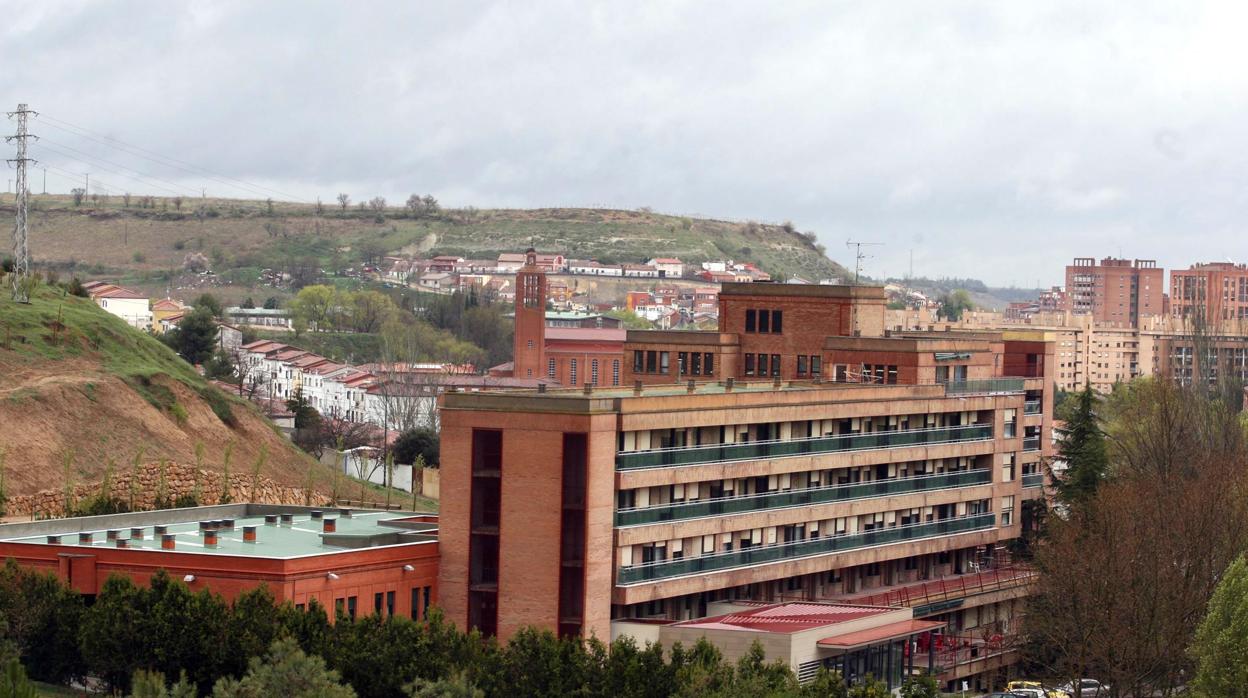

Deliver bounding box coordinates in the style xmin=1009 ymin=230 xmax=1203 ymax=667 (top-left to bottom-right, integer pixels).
xmin=845 ymin=240 xmax=883 ymax=284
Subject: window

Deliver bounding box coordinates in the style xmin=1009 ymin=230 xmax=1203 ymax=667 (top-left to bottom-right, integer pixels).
xmin=570 ymin=359 xmax=578 ymax=385
xmin=771 ymin=354 xmax=781 ymax=377
xmin=691 ymin=352 xmax=702 ymax=375
xmin=423 ymin=586 xmax=431 ymax=616
xmin=411 ymin=587 xmax=422 ymax=619
xmin=659 ymin=352 xmax=670 ymax=374
xmin=797 ymin=355 xmax=808 ymax=376
xmin=374 ymin=592 xmax=384 ymax=615
xmin=527 ymin=339 xmax=534 ymax=348
xmin=633 ymin=350 xmax=644 ymax=373
xmin=612 ymin=360 xmax=620 ymax=386
xmin=745 ymin=309 xmax=756 ymax=332
xmin=772 ymin=310 xmax=783 ymax=333
xmin=548 ymin=358 xmax=556 ymax=379
xmin=645 ymin=351 xmax=657 ymax=373
xmin=705 ymin=353 xmax=715 ymax=375
xmin=758 ymin=309 xmax=771 ymax=333
xmin=347 ymin=596 xmax=357 ymax=620
xmin=756 ymin=354 xmax=768 ymax=377
xmin=335 ymin=598 xmax=344 ymax=616
xmin=677 ymin=352 xmax=688 ymax=375
xmin=810 ymin=356 xmax=821 ymax=377
xmin=591 ymin=359 xmax=599 ymax=385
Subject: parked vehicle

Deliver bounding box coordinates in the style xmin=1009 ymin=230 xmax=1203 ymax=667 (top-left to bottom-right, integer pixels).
xmin=1007 ymin=680 xmax=1072 ymax=698
xmin=1057 ymin=679 xmax=1110 ymax=697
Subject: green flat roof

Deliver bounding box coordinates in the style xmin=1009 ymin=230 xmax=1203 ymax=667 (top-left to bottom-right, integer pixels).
xmin=1 ymin=511 xmax=435 ymax=559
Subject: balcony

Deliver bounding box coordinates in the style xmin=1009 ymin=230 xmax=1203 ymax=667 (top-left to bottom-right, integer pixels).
xmin=616 ymin=424 xmax=994 ymax=471
xmin=616 ymin=513 xmax=997 ymax=585
xmin=1022 ymin=436 xmax=1041 ymax=452
xmin=616 ymin=469 xmax=993 ymax=527
xmin=1022 ymin=473 xmax=1043 ymax=488
xmin=943 ymin=378 xmax=1025 ymax=395
xmin=1023 ymin=400 xmax=1042 ymax=415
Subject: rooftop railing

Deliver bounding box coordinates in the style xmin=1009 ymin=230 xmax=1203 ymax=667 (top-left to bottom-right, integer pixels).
xmin=943 ymin=378 xmax=1026 ymax=395
xmin=615 ymin=424 xmax=994 ymax=471
xmin=616 ymin=513 xmax=996 ymax=585
xmin=616 ymin=469 xmax=993 ymax=527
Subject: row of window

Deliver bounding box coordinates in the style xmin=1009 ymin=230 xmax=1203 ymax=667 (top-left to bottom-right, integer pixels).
xmin=303 ymin=585 xmax=433 ymax=621
xmin=744 ymin=309 xmax=783 ymax=334
xmin=634 ymin=350 xmax=717 ymax=376
xmin=549 ymin=358 xmax=622 ymax=386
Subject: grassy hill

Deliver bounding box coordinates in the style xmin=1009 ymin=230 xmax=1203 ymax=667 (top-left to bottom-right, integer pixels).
xmin=0 ymin=283 xmax=327 ymax=497
xmin=1 ymin=196 xmax=849 ymax=303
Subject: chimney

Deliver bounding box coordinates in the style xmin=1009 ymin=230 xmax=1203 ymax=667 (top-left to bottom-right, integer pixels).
xmin=203 ymin=529 xmax=219 ymax=548
xmin=725 ymin=377 xmax=735 ymax=392
xmin=46 ymin=535 xmax=61 ymax=544
xmin=78 ymin=532 xmax=93 ymax=545
xmin=323 ymin=518 xmax=337 ymax=533
xmin=154 ymin=525 xmax=168 ymax=535
xmin=115 ymin=539 xmax=129 ymax=549
xmin=339 ymin=509 xmax=353 ymax=519
xmin=131 ymin=527 xmax=144 ymax=540
xmin=310 ymin=510 xmax=323 ymax=520
xmin=161 ymin=534 xmax=176 ymax=550
xmin=106 ymin=529 xmax=120 ymax=542
xmin=633 ymin=380 xmax=643 ymax=396
xmin=264 ymin=514 xmax=278 ymax=526
xmin=279 ymin=513 xmax=293 ymax=526
xmin=242 ymin=525 xmax=257 ymax=543
xmin=686 ymin=380 xmax=696 ymax=394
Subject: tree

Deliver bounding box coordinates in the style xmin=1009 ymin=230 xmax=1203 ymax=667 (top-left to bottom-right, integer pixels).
xmin=172 ymin=196 xmax=183 ymax=212
xmin=80 ymin=575 xmax=146 ymax=691
xmin=290 ymin=285 xmax=336 ymax=332
xmin=194 ymin=293 xmax=224 ymax=319
xmin=406 ymin=673 xmax=483 ymax=698
xmin=1054 ymin=383 xmax=1108 ymax=508
xmin=240 ymin=297 xmax=256 ymax=309
xmin=212 ymin=637 xmax=355 ymax=698
xmin=168 ymin=307 xmax=219 ymax=366
xmin=350 ymin=290 xmax=395 ymax=333
xmin=369 ymin=197 xmax=386 ymax=213
xmin=263 ymin=297 xmax=280 ymax=310
xmin=393 ymin=428 xmax=439 ymax=467
xmin=71 ymin=188 xmax=85 ymax=206
xmin=0 ymin=659 xmax=37 ymax=698
xmin=337 ymin=193 xmax=350 ymax=211
xmin=936 ymin=289 xmax=973 ymax=321
xmin=1191 ymin=556 xmax=1248 ymax=697
xmin=898 ymin=674 xmax=940 ymax=698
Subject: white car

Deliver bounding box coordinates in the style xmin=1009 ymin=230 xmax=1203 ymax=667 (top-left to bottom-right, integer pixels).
xmin=1058 ymin=679 xmax=1109 ymax=697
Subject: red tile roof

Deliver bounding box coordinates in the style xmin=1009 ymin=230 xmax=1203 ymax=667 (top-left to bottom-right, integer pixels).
xmin=671 ymin=603 xmax=894 ymax=635
xmin=816 ymin=619 xmax=945 ymax=649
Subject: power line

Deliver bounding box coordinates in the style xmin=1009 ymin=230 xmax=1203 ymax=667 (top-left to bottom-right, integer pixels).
xmin=34 ymin=113 xmax=309 ymax=202
xmin=38 ymin=136 xmax=204 ymax=196
xmin=34 ymin=142 xmax=198 ymax=197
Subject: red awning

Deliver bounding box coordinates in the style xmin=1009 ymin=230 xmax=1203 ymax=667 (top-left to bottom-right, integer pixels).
xmin=816 ymin=619 xmax=946 ymax=650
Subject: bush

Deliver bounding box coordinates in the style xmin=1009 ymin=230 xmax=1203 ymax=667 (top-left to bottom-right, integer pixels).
xmin=199 ymin=387 xmax=237 ymax=427
xmin=132 ymin=251 xmax=147 ymax=263
xmin=170 ymin=402 xmax=189 ymax=426
xmin=393 ymin=428 xmax=439 ymax=467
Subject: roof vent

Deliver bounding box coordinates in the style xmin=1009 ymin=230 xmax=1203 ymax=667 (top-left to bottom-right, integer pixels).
xmin=131 ymin=527 xmax=144 ymax=540
xmin=279 ymin=513 xmax=293 ymax=526
xmin=310 ymin=510 xmax=323 ymax=520
xmin=78 ymin=532 xmax=93 ymax=545
xmin=264 ymin=515 xmax=278 ymax=526
xmin=323 ymin=518 xmax=337 ymax=533
xmin=46 ymin=535 xmax=61 ymax=545
xmin=161 ymin=534 xmax=176 ymax=550
xmin=243 ymin=526 xmax=257 ymax=543
xmin=106 ymin=529 xmax=120 ymax=542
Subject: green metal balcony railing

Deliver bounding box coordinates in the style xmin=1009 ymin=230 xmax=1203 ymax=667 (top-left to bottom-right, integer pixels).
xmin=1022 ymin=436 xmax=1041 ymax=452
xmin=1022 ymin=473 xmax=1043 ymax=488
xmin=615 ymin=469 xmax=993 ymax=527
xmin=617 ymin=513 xmax=997 ymax=585
xmin=615 ymin=424 xmax=994 ymax=471
xmin=943 ymin=379 xmax=1025 ymax=395
xmin=1023 ymin=400 xmax=1042 ymax=415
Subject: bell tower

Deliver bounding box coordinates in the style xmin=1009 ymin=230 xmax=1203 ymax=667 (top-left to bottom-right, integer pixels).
xmin=513 ymin=248 xmax=547 ymax=379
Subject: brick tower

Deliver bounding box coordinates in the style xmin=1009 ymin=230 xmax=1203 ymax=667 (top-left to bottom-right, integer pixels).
xmin=512 ymin=248 xmax=547 ymax=379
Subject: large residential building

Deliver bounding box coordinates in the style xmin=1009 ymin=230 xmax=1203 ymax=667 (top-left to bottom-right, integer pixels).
xmin=1170 ymin=262 xmax=1248 ymax=322
xmin=438 ymin=282 xmax=1053 ymax=691
xmin=0 ymin=504 xmax=439 ymax=618
xmin=1063 ymin=257 xmax=1164 ymax=326
xmin=82 ymin=281 xmax=153 ymax=330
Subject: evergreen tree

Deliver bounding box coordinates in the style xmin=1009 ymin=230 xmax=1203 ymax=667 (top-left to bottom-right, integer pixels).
xmin=0 ymin=659 xmax=37 ymax=698
xmin=1055 ymin=383 xmax=1109 ymax=508
xmin=168 ymin=307 xmax=219 ymax=366
xmin=210 ymin=637 xmax=355 ymax=698
xmin=1190 ymin=556 xmax=1248 ymax=697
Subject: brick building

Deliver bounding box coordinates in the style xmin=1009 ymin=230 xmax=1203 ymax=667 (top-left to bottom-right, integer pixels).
xmin=1063 ymin=257 xmax=1163 ymax=326
xmin=0 ymin=504 xmax=439 ymax=620
xmin=1170 ymin=262 xmax=1248 ymax=322
xmin=438 ymin=282 xmax=1054 ymax=691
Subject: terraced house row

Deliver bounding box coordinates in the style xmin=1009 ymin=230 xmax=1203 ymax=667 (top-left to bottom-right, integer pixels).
xmin=438 ymin=281 xmax=1054 ymax=692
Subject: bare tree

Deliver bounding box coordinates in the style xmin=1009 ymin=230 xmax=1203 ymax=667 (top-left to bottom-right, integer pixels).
xmin=369 ymin=196 xmax=387 ymax=213
xmin=315 ymin=197 xmax=324 ymax=215
xmin=123 ymin=192 xmax=132 ymax=207
xmin=336 ymin=193 xmax=350 ymax=211
xmin=173 ymin=196 xmax=183 ymax=211
xmin=71 ymin=188 xmax=85 ymax=206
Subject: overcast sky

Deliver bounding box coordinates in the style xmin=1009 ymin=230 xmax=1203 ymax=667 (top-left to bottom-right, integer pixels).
xmin=4 ymin=1 xmax=1248 ymax=286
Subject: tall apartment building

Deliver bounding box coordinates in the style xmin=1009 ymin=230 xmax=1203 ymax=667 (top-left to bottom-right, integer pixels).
xmin=439 ymin=284 xmax=1054 ymax=691
xmin=1170 ymin=262 xmax=1248 ymax=322
xmin=1064 ymin=257 xmax=1164 ymax=326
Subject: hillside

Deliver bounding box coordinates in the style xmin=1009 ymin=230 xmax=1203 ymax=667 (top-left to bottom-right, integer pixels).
xmin=1 ymin=196 xmax=848 ymax=303
xmin=0 ymin=283 xmax=328 ymax=498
